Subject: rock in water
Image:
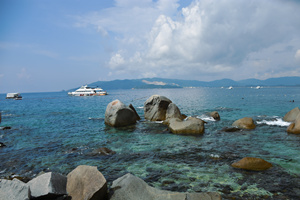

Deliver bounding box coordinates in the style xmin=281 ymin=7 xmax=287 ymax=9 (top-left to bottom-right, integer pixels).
xmin=283 ymin=107 xmax=300 ymax=122
xmin=209 ymin=111 xmax=221 ymax=121
xmin=67 ymin=165 xmax=107 ymax=200
xmin=168 ymin=117 xmax=205 ymax=135
xmin=110 ymin=173 xmax=221 ymax=200
xmin=144 ymin=95 xmax=172 ymax=121
xmin=165 ymin=103 xmax=183 ymax=120
xmin=286 ymin=119 xmax=300 ymax=134
xmin=27 ymin=172 xmax=67 ymax=199
xmin=105 ymin=100 xmax=140 ymax=127
xmin=231 ymin=157 xmax=272 ymax=171
xmin=91 ymin=147 xmax=116 ymax=156
xmin=232 ymin=117 xmax=256 ymax=129
xmin=0 ymin=179 xmax=30 ymax=200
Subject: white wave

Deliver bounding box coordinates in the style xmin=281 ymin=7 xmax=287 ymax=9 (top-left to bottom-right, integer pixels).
xmin=155 ymin=121 xmax=164 ymax=123
xmin=137 ymin=106 xmax=144 ymax=109
xmin=256 ymin=118 xmax=291 ymax=127
xmin=196 ymin=115 xmax=216 ymax=122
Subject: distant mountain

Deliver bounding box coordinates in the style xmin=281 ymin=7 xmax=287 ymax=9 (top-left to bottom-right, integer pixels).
xmin=73 ymin=76 xmax=300 ymax=90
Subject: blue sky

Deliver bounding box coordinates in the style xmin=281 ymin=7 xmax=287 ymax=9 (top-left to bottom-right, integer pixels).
xmin=1 ymin=0 xmax=300 ymax=93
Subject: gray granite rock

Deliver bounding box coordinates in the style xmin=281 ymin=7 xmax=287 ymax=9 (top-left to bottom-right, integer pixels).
xmin=0 ymin=178 xmax=30 ymax=200
xmin=27 ymin=172 xmax=67 ymax=198
xmin=105 ymin=100 xmax=139 ymax=127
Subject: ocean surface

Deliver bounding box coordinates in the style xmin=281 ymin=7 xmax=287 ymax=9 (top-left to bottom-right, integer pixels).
xmin=1 ymin=87 xmax=300 ymax=199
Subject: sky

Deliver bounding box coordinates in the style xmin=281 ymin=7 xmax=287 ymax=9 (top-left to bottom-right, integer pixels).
xmin=1 ymin=0 xmax=300 ymax=93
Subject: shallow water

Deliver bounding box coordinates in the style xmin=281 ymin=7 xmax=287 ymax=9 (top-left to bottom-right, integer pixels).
xmin=1 ymin=87 xmax=300 ymax=199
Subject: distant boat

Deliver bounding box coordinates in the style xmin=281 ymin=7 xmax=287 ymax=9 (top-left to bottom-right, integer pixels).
xmin=256 ymin=86 xmax=261 ymax=89
xmin=6 ymin=93 xmax=22 ymax=100
xmin=228 ymin=86 xmax=233 ymax=89
xmin=68 ymin=85 xmax=107 ymax=96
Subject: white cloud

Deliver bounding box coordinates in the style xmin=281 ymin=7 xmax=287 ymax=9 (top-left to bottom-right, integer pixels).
xmin=75 ymin=0 xmax=300 ymax=80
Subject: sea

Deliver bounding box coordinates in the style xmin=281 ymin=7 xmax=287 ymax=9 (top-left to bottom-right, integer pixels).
xmin=1 ymin=87 xmax=300 ymax=199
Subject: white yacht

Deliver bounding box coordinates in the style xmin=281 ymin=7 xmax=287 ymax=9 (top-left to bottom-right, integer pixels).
xmin=256 ymin=86 xmax=261 ymax=89
xmin=6 ymin=93 xmax=22 ymax=100
xmin=68 ymin=85 xmax=107 ymax=96
xmin=228 ymin=86 xmax=233 ymax=89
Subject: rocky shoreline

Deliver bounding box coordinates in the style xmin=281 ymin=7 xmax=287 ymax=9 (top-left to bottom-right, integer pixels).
xmin=1 ymin=95 xmax=300 ymax=199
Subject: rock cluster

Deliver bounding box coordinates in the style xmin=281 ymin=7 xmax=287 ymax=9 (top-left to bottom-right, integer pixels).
xmin=0 ymin=165 xmax=222 ymax=200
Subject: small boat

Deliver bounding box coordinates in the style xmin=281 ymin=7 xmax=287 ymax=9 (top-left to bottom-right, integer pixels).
xmin=6 ymin=93 xmax=22 ymax=100
xmin=256 ymin=86 xmax=261 ymax=89
xmin=68 ymin=85 xmax=107 ymax=96
xmin=228 ymin=86 xmax=233 ymax=90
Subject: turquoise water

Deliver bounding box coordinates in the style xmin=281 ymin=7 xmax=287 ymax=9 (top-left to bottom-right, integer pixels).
xmin=1 ymin=87 xmax=300 ymax=199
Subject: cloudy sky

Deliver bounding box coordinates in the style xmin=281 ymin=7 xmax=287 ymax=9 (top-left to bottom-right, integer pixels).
xmin=1 ymin=0 xmax=300 ymax=93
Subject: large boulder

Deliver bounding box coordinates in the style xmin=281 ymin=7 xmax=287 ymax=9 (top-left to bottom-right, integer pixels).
xmin=231 ymin=157 xmax=272 ymax=171
xmin=168 ymin=117 xmax=205 ymax=135
xmin=110 ymin=173 xmax=221 ymax=200
xmin=286 ymin=119 xmax=300 ymax=134
xmin=0 ymin=178 xmax=30 ymax=200
xmin=144 ymin=95 xmax=172 ymax=121
xmin=232 ymin=117 xmax=256 ymax=129
xmin=283 ymin=107 xmax=300 ymax=122
xmin=67 ymin=165 xmax=108 ymax=200
xmin=27 ymin=172 xmax=67 ymax=199
xmin=166 ymin=103 xmax=183 ymax=120
xmin=105 ymin=100 xmax=140 ymax=127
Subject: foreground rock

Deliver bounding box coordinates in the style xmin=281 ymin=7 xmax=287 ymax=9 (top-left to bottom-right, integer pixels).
xmin=105 ymin=100 xmax=140 ymax=127
xmin=27 ymin=172 xmax=67 ymax=199
xmin=283 ymin=107 xmax=300 ymax=122
xmin=168 ymin=117 xmax=205 ymax=135
xmin=67 ymin=165 xmax=108 ymax=200
xmin=231 ymin=157 xmax=272 ymax=171
xmin=286 ymin=119 xmax=300 ymax=134
xmin=232 ymin=117 xmax=256 ymax=129
xmin=110 ymin=173 xmax=221 ymax=200
xmin=0 ymin=178 xmax=30 ymax=200
xmin=144 ymin=95 xmax=172 ymax=121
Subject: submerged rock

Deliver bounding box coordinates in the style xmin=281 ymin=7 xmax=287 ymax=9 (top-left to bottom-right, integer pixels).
xmin=221 ymin=127 xmax=241 ymax=132
xmin=0 ymin=142 xmax=6 ymax=147
xmin=232 ymin=117 xmax=256 ymax=129
xmin=91 ymin=147 xmax=116 ymax=156
xmin=231 ymin=157 xmax=272 ymax=171
xmin=0 ymin=178 xmax=30 ymax=200
xmin=67 ymin=165 xmax=108 ymax=200
xmin=168 ymin=117 xmax=205 ymax=135
xmin=110 ymin=173 xmax=221 ymax=200
xmin=283 ymin=107 xmax=300 ymax=122
xmin=144 ymin=95 xmax=172 ymax=121
xmin=286 ymin=119 xmax=300 ymax=134
xmin=27 ymin=172 xmax=67 ymax=199
xmin=105 ymin=100 xmax=140 ymax=127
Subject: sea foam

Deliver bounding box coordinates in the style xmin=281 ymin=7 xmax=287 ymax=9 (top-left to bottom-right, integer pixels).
xmin=256 ymin=118 xmax=291 ymax=127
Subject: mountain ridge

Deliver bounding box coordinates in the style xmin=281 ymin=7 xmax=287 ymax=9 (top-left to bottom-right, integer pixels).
xmin=71 ymin=76 xmax=300 ymax=90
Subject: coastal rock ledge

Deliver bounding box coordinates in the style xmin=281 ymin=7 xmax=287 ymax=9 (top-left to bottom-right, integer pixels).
xmin=110 ymin=173 xmax=221 ymax=200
